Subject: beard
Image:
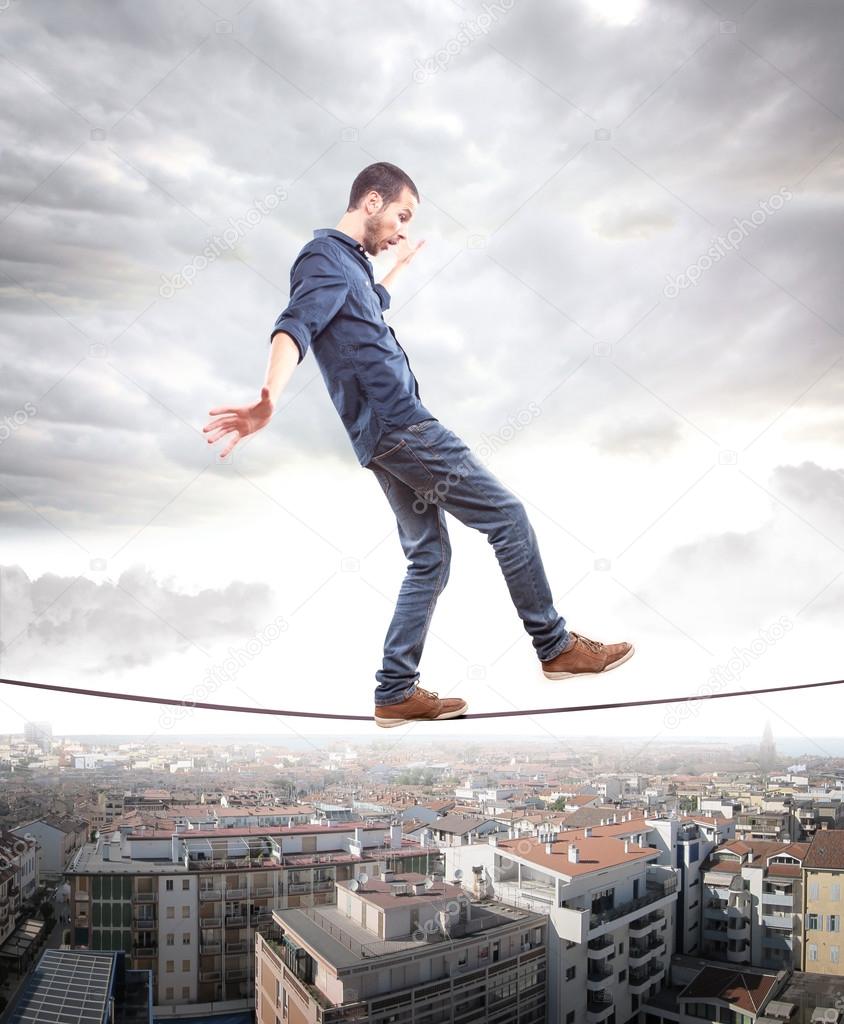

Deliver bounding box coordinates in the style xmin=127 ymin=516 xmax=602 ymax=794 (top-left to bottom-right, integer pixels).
xmin=362 ymin=212 xmax=388 ymax=256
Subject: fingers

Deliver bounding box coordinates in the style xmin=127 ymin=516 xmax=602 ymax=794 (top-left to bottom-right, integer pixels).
xmin=205 ymin=425 xmax=239 ymax=444
xmin=207 ymin=405 xmax=238 ymax=416
xmin=203 ymin=415 xmax=239 ymax=433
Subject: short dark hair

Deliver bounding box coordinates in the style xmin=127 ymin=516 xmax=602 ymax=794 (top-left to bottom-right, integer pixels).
xmin=347 ymin=162 xmax=419 ymax=212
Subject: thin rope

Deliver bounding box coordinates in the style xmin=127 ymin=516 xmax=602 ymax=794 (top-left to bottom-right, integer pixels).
xmin=0 ymin=674 xmax=841 ymax=721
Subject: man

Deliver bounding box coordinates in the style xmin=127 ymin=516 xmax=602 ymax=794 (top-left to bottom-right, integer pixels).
xmin=204 ymin=162 xmax=634 ymax=728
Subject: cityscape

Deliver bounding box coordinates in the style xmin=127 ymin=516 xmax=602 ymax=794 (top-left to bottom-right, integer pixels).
xmin=0 ymin=723 xmax=842 ymax=1024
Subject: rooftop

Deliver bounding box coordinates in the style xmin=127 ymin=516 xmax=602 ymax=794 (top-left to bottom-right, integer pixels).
xmin=679 ymin=964 xmax=782 ymax=1015
xmin=496 ymin=834 xmax=657 ymax=875
xmin=804 ymin=829 xmax=844 ymax=869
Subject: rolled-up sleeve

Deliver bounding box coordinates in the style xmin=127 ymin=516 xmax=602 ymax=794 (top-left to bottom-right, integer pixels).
xmin=373 ymin=282 xmax=391 ymax=311
xmin=270 ymin=247 xmax=349 ymax=363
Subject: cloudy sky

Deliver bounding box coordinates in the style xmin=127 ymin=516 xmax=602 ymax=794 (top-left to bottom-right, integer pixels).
xmin=1 ymin=0 xmax=842 ymax=756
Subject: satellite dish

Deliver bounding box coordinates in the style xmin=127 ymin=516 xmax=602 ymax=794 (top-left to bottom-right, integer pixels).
xmin=357 ymin=872 xmax=369 ymax=885
xmin=453 ymin=868 xmax=463 ymax=879
xmin=348 ymin=880 xmax=359 ymax=892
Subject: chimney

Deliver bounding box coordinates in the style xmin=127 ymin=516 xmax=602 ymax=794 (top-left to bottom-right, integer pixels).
xmin=624 ymin=839 xmax=630 ymax=853
xmin=638 ymin=835 xmax=645 ymax=847
xmin=584 ymin=826 xmax=592 ymax=838
xmin=545 ymin=841 xmax=553 ymax=854
xmin=568 ymin=844 xmax=579 ymax=864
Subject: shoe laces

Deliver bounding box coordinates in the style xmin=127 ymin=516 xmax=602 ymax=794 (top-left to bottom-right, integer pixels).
xmin=572 ymin=632 xmax=603 ymax=653
xmin=415 ymin=686 xmax=440 ymax=701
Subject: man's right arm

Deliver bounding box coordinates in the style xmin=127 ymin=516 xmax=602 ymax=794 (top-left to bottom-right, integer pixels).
xmin=262 ymin=331 xmax=300 ymax=408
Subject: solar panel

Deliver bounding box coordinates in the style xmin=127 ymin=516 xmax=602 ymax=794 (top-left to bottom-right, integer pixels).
xmin=10 ymin=950 xmax=117 ymax=1024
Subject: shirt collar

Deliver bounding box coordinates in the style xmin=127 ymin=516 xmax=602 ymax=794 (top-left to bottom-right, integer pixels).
xmin=313 ymin=228 xmax=367 ymax=257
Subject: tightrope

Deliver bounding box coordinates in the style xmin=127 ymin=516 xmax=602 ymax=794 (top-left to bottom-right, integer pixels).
xmin=1 ymin=675 xmax=842 ymax=721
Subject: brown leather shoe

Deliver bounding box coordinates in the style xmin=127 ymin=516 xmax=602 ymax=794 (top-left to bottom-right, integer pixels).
xmin=541 ymin=631 xmax=634 ymax=680
xmin=374 ymin=686 xmax=468 ymax=728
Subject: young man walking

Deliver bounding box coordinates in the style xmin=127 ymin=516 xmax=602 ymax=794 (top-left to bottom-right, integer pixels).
xmin=204 ymin=162 xmax=634 ymax=727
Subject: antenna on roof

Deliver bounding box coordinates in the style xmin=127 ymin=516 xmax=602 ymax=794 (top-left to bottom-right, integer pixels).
xmin=348 ymin=879 xmax=359 ymax=892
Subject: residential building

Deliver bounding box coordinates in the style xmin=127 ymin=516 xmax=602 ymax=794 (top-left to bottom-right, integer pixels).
xmin=255 ymin=867 xmax=547 ymax=1023
xmin=445 ymin=820 xmax=679 ymax=1024
xmin=801 ymin=828 xmax=844 ymax=976
xmin=640 ymin=955 xmax=789 ymax=1024
xmin=64 ymin=821 xmax=436 ymax=1015
xmin=700 ymin=838 xmax=809 ymax=970
xmin=10 ymin=817 xmax=89 ymax=882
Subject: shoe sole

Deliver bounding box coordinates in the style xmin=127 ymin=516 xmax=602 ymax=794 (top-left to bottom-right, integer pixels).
xmin=374 ymin=703 xmax=469 ymax=728
xmin=542 ymin=644 xmax=635 ymax=681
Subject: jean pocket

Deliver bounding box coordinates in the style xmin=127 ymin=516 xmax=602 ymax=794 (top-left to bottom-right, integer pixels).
xmin=371 ymin=439 xmax=435 ymax=494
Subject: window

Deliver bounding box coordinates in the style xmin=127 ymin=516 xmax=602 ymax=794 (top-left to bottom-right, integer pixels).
xmin=166 ymin=907 xmax=175 ymax=919
xmin=182 ymin=879 xmax=190 ymax=890
xmin=181 ymin=986 xmax=190 ymax=998
xmin=832 ymin=883 xmax=841 ymax=900
xmin=182 ymin=959 xmax=190 ymax=971
xmin=282 ymin=990 xmax=288 ymax=1021
xmin=828 ymin=915 xmax=840 ymax=932
xmin=619 ymin=941 xmax=624 ymax=954
xmin=166 ymin=933 xmax=174 ymax=946
xmin=166 ymin=960 xmax=174 ymax=973
xmin=808 ymin=944 xmax=818 ymax=961
xmin=567 ymin=1013 xmax=575 ymax=1024
xmin=809 ymin=882 xmax=819 ymax=900
xmin=165 ymin=987 xmax=173 ymax=1000
xmin=566 ymin=966 xmax=576 ymax=981
xmin=831 ymin=946 xmax=840 ymax=964
xmin=182 ymin=933 xmax=191 ymax=944
xmin=619 ymin=969 xmax=627 ymax=981
xmin=181 ymin=906 xmax=190 ymax=918
xmin=807 ymin=913 xmax=819 ymax=930
xmin=166 ymin=880 xmax=174 ymax=891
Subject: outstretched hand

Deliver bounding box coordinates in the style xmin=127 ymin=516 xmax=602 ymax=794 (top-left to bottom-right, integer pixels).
xmin=203 ymin=386 xmax=274 ymax=459
xmin=392 ymin=236 xmax=426 ymax=267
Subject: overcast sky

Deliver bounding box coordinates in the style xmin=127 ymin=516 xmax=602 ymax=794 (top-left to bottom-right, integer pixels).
xmin=1 ymin=0 xmax=842 ymax=757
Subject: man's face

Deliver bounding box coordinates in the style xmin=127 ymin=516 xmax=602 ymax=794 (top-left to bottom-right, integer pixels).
xmin=361 ymin=186 xmax=418 ymax=256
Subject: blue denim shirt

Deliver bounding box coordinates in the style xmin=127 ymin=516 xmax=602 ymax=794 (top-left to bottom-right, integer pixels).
xmin=270 ymin=228 xmax=437 ymax=467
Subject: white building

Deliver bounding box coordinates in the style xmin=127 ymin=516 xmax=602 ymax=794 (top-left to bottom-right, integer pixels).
xmin=445 ymin=819 xmax=679 ymax=1023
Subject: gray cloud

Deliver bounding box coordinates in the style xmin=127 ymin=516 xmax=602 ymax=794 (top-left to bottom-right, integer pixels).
xmin=0 ymin=563 xmax=275 ymax=675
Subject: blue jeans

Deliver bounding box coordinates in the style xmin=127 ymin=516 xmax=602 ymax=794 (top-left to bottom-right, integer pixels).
xmin=364 ymin=418 xmax=571 ymax=706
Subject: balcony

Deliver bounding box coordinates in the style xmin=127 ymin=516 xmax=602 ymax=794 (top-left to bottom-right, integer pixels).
xmin=200 ymin=917 xmax=222 ymax=928
xmin=727 ymin=944 xmax=750 ymax=964
xmin=133 ymin=919 xmax=156 ymax=931
xmin=762 ymin=914 xmax=793 ymax=930
xmin=629 ymin=967 xmax=652 ymax=993
xmin=225 ymin=915 xmax=246 ymax=927
xmin=762 ymin=891 xmax=793 ymax=908
xmin=226 ymin=941 xmax=247 ymax=954
xmin=226 ymin=968 xmax=248 ymax=981
xmin=135 ymin=892 xmax=156 ymax=903
xmin=587 ymin=962 xmax=613 ymax=988
xmin=590 ymin=869 xmax=677 ymax=933
xmin=199 ymin=971 xmax=221 ymax=982
xmin=587 ymin=934 xmax=614 ymax=956
xmin=199 ymin=890 xmax=221 ymax=902
xmin=586 ymin=992 xmax=614 ymax=1021
xmin=255 ymin=887 xmax=273 ymax=898
xmin=200 ymin=942 xmax=221 ymax=954
xmin=225 ymin=888 xmax=247 ymax=900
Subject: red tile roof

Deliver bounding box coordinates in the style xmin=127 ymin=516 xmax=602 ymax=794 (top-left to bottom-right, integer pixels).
xmin=680 ymin=965 xmax=779 ymax=1014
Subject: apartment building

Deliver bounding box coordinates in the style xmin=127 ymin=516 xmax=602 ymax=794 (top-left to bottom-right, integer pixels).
xmin=0 ymin=832 xmax=39 ymax=940
xmin=10 ymin=816 xmax=89 ymax=882
xmin=673 ymin=816 xmax=736 ymax=957
xmin=734 ymin=811 xmax=791 ymax=843
xmin=445 ymin=819 xmax=679 ymax=1024
xmin=65 ymin=821 xmax=437 ymax=1016
xmin=639 ymin=955 xmax=789 ymax=1024
xmin=801 ymin=828 xmax=844 ymax=976
xmin=700 ymin=838 xmax=809 ymax=970
xmin=255 ymin=867 xmax=547 ymax=1023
